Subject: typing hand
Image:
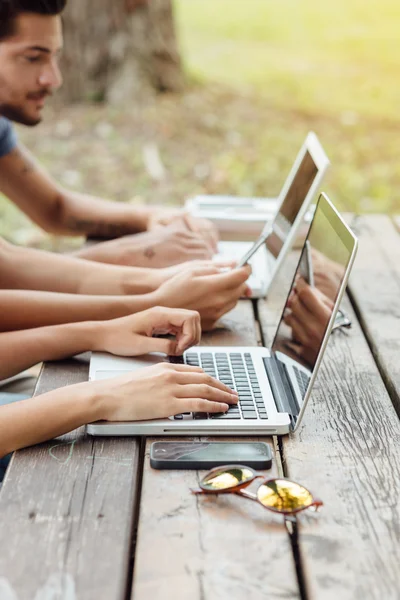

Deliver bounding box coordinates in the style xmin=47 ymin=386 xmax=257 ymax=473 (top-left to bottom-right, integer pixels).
xmin=95 ymin=363 xmax=239 ymax=422
xmin=94 ymin=307 xmax=201 ymax=357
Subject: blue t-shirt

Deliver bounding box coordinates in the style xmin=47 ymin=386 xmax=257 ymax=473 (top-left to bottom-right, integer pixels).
xmin=0 ymin=117 xmax=17 ymax=158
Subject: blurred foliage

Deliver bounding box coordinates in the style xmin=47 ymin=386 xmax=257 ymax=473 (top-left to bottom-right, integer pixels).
xmin=0 ymin=0 xmax=399 ymax=245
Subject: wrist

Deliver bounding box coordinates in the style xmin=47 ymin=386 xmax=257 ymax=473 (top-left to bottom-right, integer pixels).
xmin=70 ymin=320 xmax=103 ymax=352
xmin=76 ymin=380 xmax=110 ymax=422
xmin=130 ymin=205 xmax=154 ymax=232
xmin=120 ymin=267 xmax=160 ymax=294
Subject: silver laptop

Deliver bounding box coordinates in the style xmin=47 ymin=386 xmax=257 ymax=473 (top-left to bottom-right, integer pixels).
xmin=216 ymin=132 xmax=330 ymax=297
xmin=87 ymin=193 xmax=357 ymax=436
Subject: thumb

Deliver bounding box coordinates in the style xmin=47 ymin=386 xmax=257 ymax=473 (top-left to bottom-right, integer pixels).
xmin=135 ymin=334 xmax=178 ymax=356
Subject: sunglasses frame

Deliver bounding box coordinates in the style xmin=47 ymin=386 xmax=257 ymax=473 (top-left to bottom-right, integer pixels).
xmin=332 ymin=308 xmax=352 ymax=332
xmin=191 ymin=464 xmax=323 ymax=516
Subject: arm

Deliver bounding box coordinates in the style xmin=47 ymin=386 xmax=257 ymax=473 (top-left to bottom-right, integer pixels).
xmin=0 ymin=309 xmax=238 ymax=456
xmin=0 ymin=307 xmax=201 ymax=380
xmin=0 ymin=263 xmax=251 ymax=332
xmin=0 ymin=144 xmax=218 ymax=249
xmin=0 ymin=289 xmax=156 ymax=331
xmin=0 ymin=144 xmax=151 ymax=237
xmin=0 ymin=237 xmax=163 ymax=295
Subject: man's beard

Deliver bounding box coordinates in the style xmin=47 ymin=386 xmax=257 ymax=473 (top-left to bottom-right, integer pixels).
xmin=0 ymin=102 xmax=42 ymax=126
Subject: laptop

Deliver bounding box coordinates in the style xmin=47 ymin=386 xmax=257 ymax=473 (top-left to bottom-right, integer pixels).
xmin=87 ymin=193 xmax=357 ymax=436
xmin=215 ymin=132 xmax=329 ymax=297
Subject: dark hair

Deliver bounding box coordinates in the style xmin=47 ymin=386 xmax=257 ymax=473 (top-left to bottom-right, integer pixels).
xmin=0 ymin=0 xmax=66 ymax=41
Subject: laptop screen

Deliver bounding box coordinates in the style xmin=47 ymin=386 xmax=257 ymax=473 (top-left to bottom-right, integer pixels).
xmin=271 ymin=195 xmax=356 ymax=402
xmin=265 ymin=150 xmax=319 ymax=260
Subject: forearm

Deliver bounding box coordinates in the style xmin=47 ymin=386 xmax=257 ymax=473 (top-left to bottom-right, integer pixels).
xmin=0 ymin=381 xmax=103 ymax=457
xmin=0 ymin=289 xmax=157 ymax=332
xmin=0 ymin=321 xmax=98 ymax=380
xmin=0 ymin=239 xmax=159 ymax=295
xmin=57 ymin=190 xmax=154 ymax=238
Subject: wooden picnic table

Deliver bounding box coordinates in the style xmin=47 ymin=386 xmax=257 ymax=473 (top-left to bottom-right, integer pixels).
xmin=0 ymin=214 xmax=400 ymax=600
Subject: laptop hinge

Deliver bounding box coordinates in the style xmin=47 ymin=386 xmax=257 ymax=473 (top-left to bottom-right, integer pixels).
xmin=263 ymin=356 xmax=300 ymax=428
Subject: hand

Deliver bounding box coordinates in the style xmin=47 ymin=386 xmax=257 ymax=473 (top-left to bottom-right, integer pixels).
xmin=311 ymin=249 xmax=344 ymax=301
xmin=147 ymin=207 xmax=219 ymax=253
xmin=94 ymin=307 xmax=201 ymax=356
xmin=76 ymin=224 xmax=215 ymax=268
xmin=152 ymin=259 xmax=237 ymax=288
xmin=283 ymin=277 xmax=333 ymax=365
xmin=95 ymin=363 xmax=239 ymax=421
xmin=155 ymin=264 xmax=252 ymax=330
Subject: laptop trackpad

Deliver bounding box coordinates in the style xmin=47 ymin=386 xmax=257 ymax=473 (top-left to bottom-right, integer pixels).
xmin=90 ymin=352 xmax=168 ymax=381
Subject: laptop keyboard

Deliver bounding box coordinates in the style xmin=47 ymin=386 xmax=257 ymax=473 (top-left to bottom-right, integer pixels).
xmin=292 ymin=365 xmax=311 ymax=398
xmin=170 ymin=352 xmax=268 ymax=420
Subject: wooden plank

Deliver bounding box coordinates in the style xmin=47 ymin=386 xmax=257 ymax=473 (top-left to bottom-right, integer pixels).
xmin=259 ymin=292 xmax=400 ymax=599
xmin=348 ymin=215 xmax=400 ymax=413
xmin=0 ymin=354 xmax=142 ymax=600
xmin=132 ymin=301 xmax=300 ymax=600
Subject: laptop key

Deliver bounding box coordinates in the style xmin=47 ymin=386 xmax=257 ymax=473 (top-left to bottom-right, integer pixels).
xmin=193 ymin=412 xmax=208 ymax=420
xmin=211 ymin=413 xmax=241 ymax=419
xmin=174 ymin=414 xmax=183 ymax=420
xmin=243 ymin=412 xmax=258 ymax=419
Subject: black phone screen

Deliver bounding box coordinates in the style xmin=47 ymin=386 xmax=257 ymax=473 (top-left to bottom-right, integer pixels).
xmin=150 ymin=441 xmax=272 ymax=470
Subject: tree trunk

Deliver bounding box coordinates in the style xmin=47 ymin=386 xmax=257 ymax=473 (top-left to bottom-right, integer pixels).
xmin=60 ymin=0 xmax=184 ymax=104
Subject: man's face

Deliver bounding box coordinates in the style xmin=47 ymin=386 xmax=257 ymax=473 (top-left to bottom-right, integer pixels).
xmin=0 ymin=12 xmax=63 ymax=126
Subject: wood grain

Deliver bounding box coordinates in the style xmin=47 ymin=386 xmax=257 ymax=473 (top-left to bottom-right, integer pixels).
xmin=132 ymin=301 xmax=300 ymax=600
xmin=0 ymin=354 xmax=142 ymax=600
xmin=347 ymin=215 xmax=400 ymax=414
xmin=259 ymin=292 xmax=400 ymax=599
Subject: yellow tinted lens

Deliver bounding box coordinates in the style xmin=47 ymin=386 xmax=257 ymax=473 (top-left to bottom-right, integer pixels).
xmin=202 ymin=467 xmax=254 ymax=491
xmin=257 ymin=479 xmax=313 ymax=513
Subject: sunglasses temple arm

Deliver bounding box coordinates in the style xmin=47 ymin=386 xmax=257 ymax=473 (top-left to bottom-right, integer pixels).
xmin=190 ymin=488 xmax=205 ymax=495
xmin=311 ymin=498 xmax=323 ymax=511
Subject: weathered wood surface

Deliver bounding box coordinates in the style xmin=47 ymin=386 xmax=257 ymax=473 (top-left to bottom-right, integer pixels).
xmin=347 ymin=215 xmax=400 ymax=414
xmin=2 ymin=214 xmax=399 ymax=599
xmin=0 ymin=355 xmax=142 ymax=600
xmin=259 ymin=258 xmax=400 ymax=597
xmin=132 ymin=301 xmax=299 ymax=600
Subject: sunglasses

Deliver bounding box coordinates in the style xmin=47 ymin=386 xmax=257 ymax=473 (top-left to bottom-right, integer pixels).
xmin=191 ymin=465 xmax=323 ymax=516
xmin=332 ymin=308 xmax=352 ymax=332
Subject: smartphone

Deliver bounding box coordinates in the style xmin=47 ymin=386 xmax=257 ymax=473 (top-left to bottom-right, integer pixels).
xmin=237 ymin=223 xmax=274 ymax=268
xmin=298 ymin=240 xmax=314 ymax=287
xmin=150 ymin=441 xmax=273 ymax=470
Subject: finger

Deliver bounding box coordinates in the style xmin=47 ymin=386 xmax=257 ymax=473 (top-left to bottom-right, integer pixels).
xmin=286 ymin=341 xmax=305 ymax=358
xmin=185 ymin=227 xmax=215 ymax=246
xmin=211 ymin=265 xmax=252 ymax=289
xmin=240 ymin=282 xmax=252 ymax=298
xmin=175 ymin=371 xmax=237 ymax=395
xmin=284 ymin=312 xmax=309 ymax=346
xmin=195 ymin=316 xmax=202 ymax=348
xmin=176 ymin=398 xmax=230 ymax=414
xmin=289 ymin=291 xmax=314 ymax=329
xmin=165 ymin=363 xmax=205 ymax=373
xmin=178 ymin=384 xmax=238 ymax=405
xmin=180 ymin=247 xmax=213 ymax=261
xmin=136 ymin=336 xmax=180 ymax=356
xmin=175 ymin=314 xmax=201 ymax=354
xmin=212 ymin=260 xmax=237 ymax=268
xmin=187 ymin=265 xmax=223 ymax=277
xmin=295 ymin=279 xmax=333 ymax=321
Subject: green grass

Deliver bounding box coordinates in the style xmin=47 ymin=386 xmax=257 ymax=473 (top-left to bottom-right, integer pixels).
xmin=0 ymin=0 xmax=399 ymax=245
xmin=175 ymin=0 xmax=400 ymax=121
